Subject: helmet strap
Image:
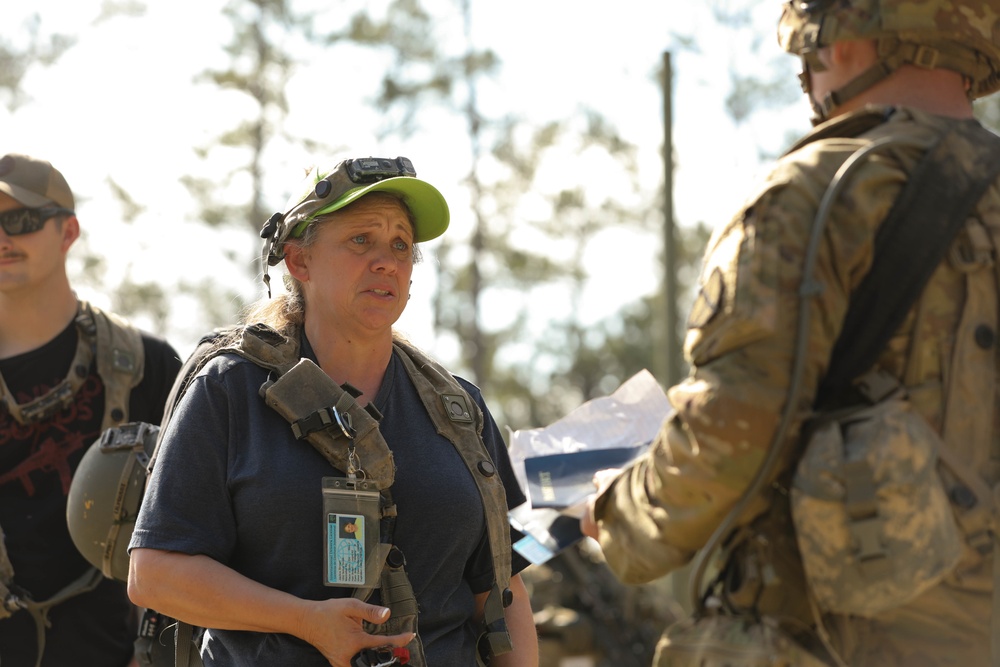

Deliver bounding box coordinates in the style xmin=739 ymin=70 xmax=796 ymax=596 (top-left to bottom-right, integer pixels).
xmin=809 ymin=36 xmax=984 ymax=124
xmin=813 ymin=59 xmax=895 ymax=124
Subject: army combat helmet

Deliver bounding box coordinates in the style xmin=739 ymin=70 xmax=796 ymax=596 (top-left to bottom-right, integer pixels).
xmin=66 ymin=422 xmax=158 ymax=581
xmin=778 ymin=0 xmax=1000 ymax=122
xmin=258 ymin=156 xmax=449 ymax=296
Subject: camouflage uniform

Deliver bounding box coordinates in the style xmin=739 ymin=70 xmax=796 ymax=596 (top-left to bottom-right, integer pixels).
xmin=594 ymin=102 xmax=1000 ymax=666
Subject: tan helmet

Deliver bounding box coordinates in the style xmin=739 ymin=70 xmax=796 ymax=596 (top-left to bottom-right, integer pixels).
xmin=778 ymin=0 xmax=1000 ymax=121
xmin=67 ymin=422 xmax=159 ymax=582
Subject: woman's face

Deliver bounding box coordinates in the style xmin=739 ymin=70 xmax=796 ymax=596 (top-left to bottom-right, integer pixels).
xmin=286 ymin=194 xmax=415 ymax=337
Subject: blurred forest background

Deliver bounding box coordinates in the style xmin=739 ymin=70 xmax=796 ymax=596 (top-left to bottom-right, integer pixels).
xmin=5 ymin=1 xmax=1000 ymax=665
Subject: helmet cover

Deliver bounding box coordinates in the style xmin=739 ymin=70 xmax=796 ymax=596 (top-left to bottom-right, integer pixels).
xmin=778 ymin=0 xmax=1000 ymax=98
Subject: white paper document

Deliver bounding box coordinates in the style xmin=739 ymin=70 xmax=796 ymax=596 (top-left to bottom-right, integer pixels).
xmin=507 ymin=369 xmax=672 ymax=564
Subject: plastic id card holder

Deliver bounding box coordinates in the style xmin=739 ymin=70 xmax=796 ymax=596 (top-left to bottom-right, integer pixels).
xmin=322 ymin=477 xmax=381 ymax=588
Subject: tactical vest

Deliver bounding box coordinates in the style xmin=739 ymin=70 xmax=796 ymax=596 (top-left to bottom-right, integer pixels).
xmin=0 ymin=300 xmax=145 ymax=667
xmin=169 ymin=323 xmax=514 ymax=666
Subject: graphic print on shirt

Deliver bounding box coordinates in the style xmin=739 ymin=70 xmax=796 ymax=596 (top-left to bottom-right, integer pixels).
xmin=0 ymin=374 xmax=103 ymax=498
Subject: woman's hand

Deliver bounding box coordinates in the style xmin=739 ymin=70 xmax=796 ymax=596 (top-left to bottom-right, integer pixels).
xmin=128 ymin=549 xmax=411 ymax=667
xmin=298 ymin=598 xmax=414 ymax=667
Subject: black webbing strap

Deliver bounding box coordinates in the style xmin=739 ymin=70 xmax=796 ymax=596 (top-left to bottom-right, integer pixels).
xmin=816 ymin=120 xmax=1000 ymax=406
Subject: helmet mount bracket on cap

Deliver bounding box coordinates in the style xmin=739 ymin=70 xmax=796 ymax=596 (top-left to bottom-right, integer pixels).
xmin=257 ymin=156 xmax=449 ymax=298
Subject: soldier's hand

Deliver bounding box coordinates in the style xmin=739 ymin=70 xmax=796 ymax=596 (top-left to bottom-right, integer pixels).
xmin=581 ymin=468 xmax=623 ymax=540
xmin=593 ymin=467 xmax=622 ymax=495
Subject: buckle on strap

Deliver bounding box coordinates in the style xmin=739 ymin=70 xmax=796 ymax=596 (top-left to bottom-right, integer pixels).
xmin=912 ymin=44 xmax=940 ymax=69
xmin=291 ymin=406 xmax=355 ymax=440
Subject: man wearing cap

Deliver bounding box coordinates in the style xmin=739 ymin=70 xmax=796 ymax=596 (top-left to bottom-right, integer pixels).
xmin=127 ymin=157 xmax=538 ymax=666
xmin=0 ymin=153 xmax=182 ymax=666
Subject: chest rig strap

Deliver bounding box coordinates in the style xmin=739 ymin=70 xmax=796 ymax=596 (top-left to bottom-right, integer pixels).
xmin=394 ymin=340 xmax=514 ymax=661
xmin=87 ymin=301 xmax=145 ymax=430
xmin=0 ymin=301 xmax=144 ymax=428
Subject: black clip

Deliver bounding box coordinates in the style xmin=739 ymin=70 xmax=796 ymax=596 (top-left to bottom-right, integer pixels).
xmin=260 ymin=212 xmax=284 ymax=239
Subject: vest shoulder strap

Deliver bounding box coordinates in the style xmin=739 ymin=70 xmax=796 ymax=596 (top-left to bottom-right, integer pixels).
xmin=231 ymin=322 xmax=299 ymax=376
xmin=817 ymin=120 xmax=1000 ymax=406
xmin=784 ymin=105 xmax=896 ymax=155
xmin=80 ymin=301 xmax=145 ymax=431
xmin=392 ymin=339 xmax=514 ymax=658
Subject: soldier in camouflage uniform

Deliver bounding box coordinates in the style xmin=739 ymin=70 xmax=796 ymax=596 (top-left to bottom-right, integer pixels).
xmin=582 ymin=2 xmax=1000 ymax=666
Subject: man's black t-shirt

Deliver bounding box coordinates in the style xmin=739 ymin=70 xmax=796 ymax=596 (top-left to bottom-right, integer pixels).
xmin=0 ymin=319 xmax=180 ymax=667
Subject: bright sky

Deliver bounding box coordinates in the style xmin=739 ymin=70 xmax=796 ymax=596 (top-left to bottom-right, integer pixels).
xmin=4 ymin=0 xmax=811 ymax=360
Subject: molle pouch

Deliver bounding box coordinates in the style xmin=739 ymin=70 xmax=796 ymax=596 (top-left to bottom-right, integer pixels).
xmin=323 ymin=477 xmax=382 ymax=589
xmin=653 ymin=613 xmax=829 ymax=667
xmin=790 ymin=396 xmax=962 ymax=617
xmin=262 ymin=358 xmax=395 ymax=490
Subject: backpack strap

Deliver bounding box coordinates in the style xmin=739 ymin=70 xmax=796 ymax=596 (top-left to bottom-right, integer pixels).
xmin=816 ymin=120 xmax=1000 ymax=406
xmin=254 ymin=350 xmax=396 ymax=489
xmin=784 ymin=106 xmax=897 ymax=155
xmin=80 ymin=300 xmax=146 ymax=430
xmin=0 ymin=300 xmax=143 ymax=428
xmin=393 ymin=340 xmax=514 ymax=660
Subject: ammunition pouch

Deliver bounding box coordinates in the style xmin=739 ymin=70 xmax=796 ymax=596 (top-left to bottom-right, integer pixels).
xmin=718 ymin=499 xmax=812 ymax=623
xmin=790 ymin=392 xmax=962 ymax=616
xmin=258 ymin=357 xmax=395 ymax=490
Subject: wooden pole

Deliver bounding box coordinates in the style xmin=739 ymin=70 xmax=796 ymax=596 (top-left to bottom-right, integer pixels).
xmin=663 ymin=51 xmax=680 ymax=387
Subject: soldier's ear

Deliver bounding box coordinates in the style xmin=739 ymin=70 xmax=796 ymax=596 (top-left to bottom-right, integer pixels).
xmin=830 ymin=38 xmax=877 ymax=72
xmin=60 ymin=214 xmax=80 ymax=253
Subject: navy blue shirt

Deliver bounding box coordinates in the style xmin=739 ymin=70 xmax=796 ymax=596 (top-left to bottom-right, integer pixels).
xmin=131 ymin=340 xmax=527 ymax=666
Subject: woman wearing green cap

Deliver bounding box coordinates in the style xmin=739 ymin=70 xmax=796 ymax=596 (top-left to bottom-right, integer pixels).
xmin=127 ymin=157 xmax=538 ymax=667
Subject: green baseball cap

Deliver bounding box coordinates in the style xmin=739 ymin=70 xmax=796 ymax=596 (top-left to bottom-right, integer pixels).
xmin=261 ymin=156 xmax=449 ymax=269
xmin=0 ymin=153 xmax=75 ymax=210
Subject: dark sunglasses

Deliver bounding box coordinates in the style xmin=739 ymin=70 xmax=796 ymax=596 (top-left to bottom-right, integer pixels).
xmin=0 ymin=207 xmax=74 ymax=236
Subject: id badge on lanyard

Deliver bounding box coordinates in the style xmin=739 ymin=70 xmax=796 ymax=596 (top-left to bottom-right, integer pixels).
xmin=322 ymin=477 xmax=381 ymax=588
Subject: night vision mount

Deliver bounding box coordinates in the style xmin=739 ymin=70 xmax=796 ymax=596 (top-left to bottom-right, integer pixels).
xmin=258 ymin=156 xmax=418 ymax=296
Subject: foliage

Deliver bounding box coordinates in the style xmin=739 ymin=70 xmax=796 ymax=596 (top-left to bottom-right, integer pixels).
xmin=187 ymin=0 xmax=299 ymax=234
xmin=0 ymin=5 xmax=176 ymax=330
xmin=334 ymin=0 xmax=659 ymax=429
xmin=179 ymin=0 xmax=340 ymax=327
xmin=0 ymin=15 xmax=74 ymax=111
